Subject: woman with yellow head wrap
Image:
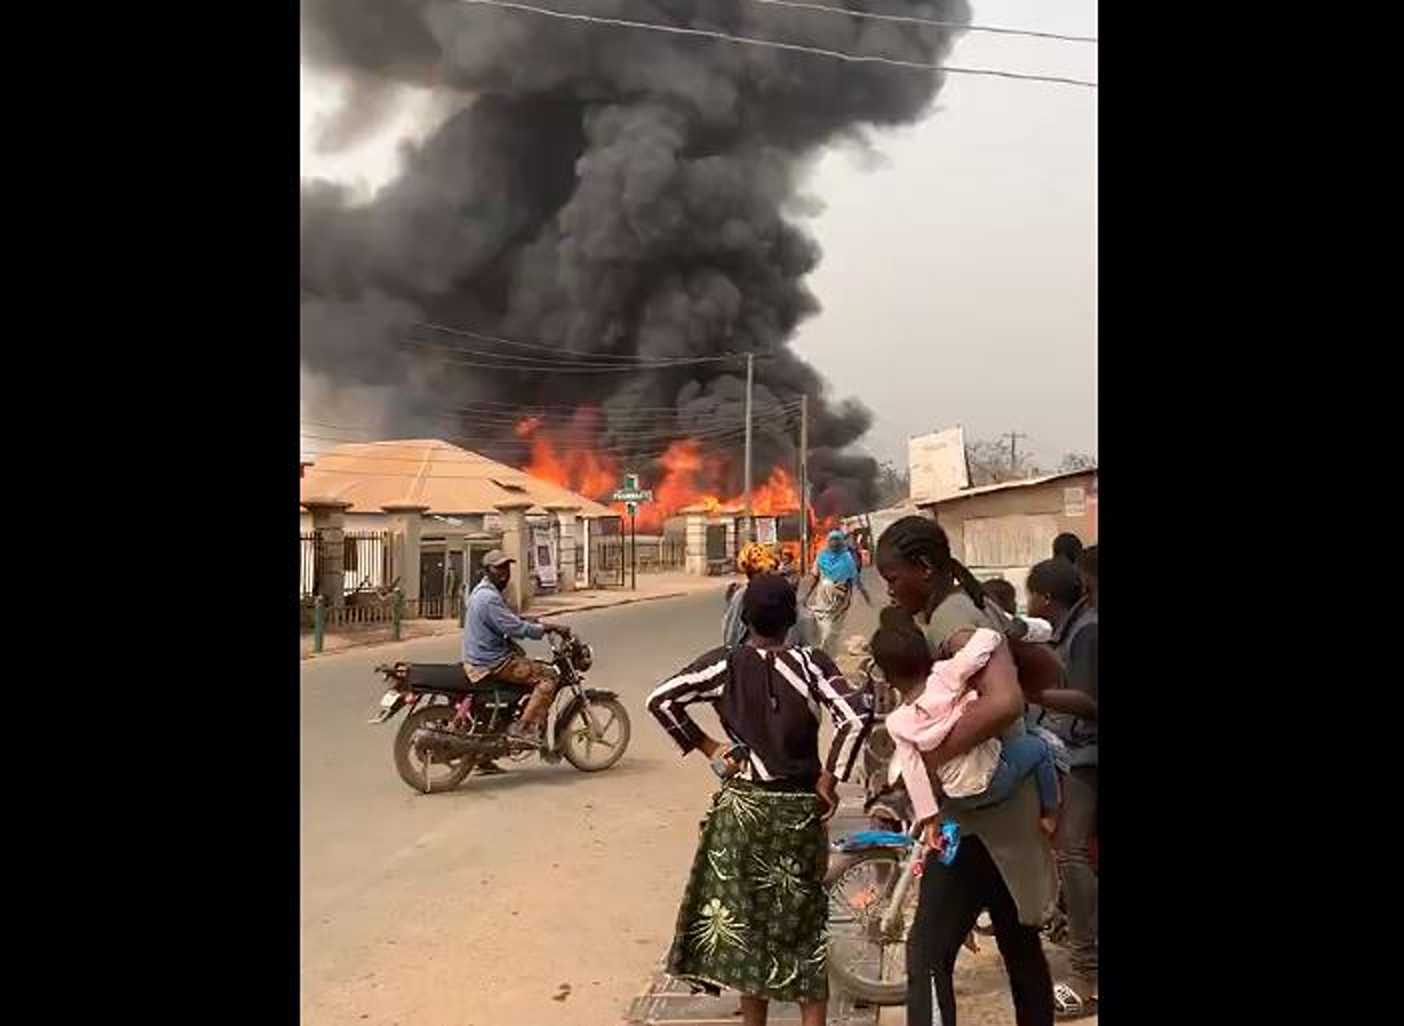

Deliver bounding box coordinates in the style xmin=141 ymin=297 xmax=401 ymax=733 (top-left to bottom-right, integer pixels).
xmin=724 ymin=542 xmax=815 ymax=647
xmin=736 ymin=542 xmax=778 ymax=576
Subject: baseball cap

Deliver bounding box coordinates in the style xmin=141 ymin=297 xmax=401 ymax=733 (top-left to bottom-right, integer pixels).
xmin=482 ymin=549 xmax=515 ymax=568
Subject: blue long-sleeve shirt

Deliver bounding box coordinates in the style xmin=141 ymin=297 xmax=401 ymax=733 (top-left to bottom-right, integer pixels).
xmin=462 ymin=578 xmax=545 ymax=668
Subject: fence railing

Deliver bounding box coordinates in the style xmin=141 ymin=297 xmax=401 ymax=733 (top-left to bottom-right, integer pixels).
xmin=300 ymin=533 xmax=319 ymax=597
xmin=342 ymin=531 xmax=392 ymax=595
xmin=300 ymin=530 xmax=391 ymax=597
xmin=302 ymin=587 xmax=466 ymax=646
xmin=628 ymin=535 xmax=686 ymax=572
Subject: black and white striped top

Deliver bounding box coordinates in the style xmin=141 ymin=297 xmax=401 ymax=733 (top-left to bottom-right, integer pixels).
xmin=647 ymin=644 xmax=872 ymax=788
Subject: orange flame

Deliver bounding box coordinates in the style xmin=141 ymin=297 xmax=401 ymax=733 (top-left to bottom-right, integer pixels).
xmin=516 ymin=418 xmax=807 ymax=534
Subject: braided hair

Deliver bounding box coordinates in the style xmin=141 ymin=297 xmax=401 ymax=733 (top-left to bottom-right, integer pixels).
xmin=875 ymin=515 xmax=987 ymax=612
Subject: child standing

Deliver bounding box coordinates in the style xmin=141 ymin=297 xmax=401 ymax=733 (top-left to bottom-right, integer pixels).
xmin=870 ymin=608 xmax=1059 ymax=842
xmin=979 ymin=577 xmax=1056 ymax=642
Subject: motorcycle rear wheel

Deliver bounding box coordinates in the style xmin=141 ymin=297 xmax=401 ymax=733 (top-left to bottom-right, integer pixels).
xmin=559 ymin=697 xmax=630 ymax=772
xmin=393 ymin=703 xmax=477 ymax=794
xmin=825 ymin=847 xmax=914 ymax=1006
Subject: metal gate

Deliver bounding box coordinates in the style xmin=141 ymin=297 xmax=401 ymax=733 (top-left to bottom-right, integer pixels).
xmin=705 ymin=523 xmax=732 ymax=575
xmin=300 ymin=531 xmax=321 ymax=597
xmin=590 ymin=518 xmax=626 ymax=588
xmin=343 ymin=531 xmax=393 ymax=595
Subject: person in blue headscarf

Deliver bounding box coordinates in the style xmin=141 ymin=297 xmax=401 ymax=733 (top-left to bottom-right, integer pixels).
xmin=799 ymin=529 xmax=873 ymax=655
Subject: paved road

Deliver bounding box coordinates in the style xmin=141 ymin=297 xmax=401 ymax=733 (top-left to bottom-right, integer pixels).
xmin=302 ymin=587 xmax=746 ymax=1025
xmin=300 ymin=576 xmax=898 ymax=1026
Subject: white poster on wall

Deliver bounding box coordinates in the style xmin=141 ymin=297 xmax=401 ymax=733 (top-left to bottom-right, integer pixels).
xmin=755 ymin=517 xmax=777 ymax=545
xmin=908 ymin=426 xmax=970 ymax=504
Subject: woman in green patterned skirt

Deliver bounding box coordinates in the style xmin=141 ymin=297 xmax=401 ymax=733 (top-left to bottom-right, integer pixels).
xmin=647 ymin=574 xmax=871 ymax=1026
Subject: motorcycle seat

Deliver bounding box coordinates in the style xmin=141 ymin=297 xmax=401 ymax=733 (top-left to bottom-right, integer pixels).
xmin=402 ymin=663 xmax=535 ymax=695
xmin=403 ymin=663 xmax=472 ymax=692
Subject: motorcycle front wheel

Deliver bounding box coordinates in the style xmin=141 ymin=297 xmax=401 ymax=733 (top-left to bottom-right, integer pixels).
xmin=393 ymin=703 xmax=477 ymax=794
xmin=559 ymin=696 xmax=631 ymax=772
xmin=825 ymin=848 xmax=915 ymax=1006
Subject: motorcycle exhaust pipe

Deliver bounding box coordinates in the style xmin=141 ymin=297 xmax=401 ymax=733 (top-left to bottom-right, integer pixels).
xmin=410 ymin=727 xmax=492 ymax=759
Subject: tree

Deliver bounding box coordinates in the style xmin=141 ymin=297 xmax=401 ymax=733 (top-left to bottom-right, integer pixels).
xmin=964 ymin=438 xmax=1030 ymax=486
xmin=960 ymin=438 xmax=1097 ymax=488
xmin=874 ymin=460 xmax=910 ymax=507
xmin=1058 ymin=452 xmax=1097 ymax=472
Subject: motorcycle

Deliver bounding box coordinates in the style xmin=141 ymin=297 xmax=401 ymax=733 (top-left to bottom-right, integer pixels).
xmin=370 ymin=629 xmax=631 ymax=794
xmin=824 ymin=655 xmax=1098 ymax=1006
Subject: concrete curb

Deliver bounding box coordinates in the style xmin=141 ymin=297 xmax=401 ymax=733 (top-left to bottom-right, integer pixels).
xmin=300 ymin=587 xmax=711 ymax=661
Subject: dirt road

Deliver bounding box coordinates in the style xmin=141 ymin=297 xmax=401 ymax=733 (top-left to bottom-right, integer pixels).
xmin=301 ymin=589 xmax=743 ymax=1025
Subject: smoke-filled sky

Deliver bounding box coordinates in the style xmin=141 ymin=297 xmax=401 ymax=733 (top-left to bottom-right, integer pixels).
xmin=300 ymin=0 xmax=1096 ymax=487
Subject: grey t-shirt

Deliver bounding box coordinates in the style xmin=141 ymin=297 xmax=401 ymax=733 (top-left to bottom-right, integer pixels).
xmin=921 ymin=590 xmax=1057 ymax=927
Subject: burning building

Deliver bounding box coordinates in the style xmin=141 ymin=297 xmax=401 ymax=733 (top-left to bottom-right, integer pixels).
xmin=300 ymin=1 xmax=972 ymax=530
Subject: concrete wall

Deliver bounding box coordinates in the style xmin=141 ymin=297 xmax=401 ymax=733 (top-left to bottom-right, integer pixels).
xmin=300 ymin=511 xmax=390 ymax=533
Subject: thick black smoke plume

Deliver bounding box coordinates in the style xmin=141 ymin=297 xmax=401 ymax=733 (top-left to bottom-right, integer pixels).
xmin=301 ymin=0 xmax=971 ymax=516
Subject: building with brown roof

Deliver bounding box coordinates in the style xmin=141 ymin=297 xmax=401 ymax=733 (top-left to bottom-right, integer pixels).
xmin=300 ymin=440 xmax=615 ymax=604
xmin=299 ymin=439 xmax=612 ymax=521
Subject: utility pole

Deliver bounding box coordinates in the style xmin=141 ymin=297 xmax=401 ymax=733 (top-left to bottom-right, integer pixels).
xmin=1002 ymin=431 xmax=1029 ymax=477
xmin=798 ymin=394 xmax=809 ymax=570
xmin=742 ymin=352 xmax=754 ymax=544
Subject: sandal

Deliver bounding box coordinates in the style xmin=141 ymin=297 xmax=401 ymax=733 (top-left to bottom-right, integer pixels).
xmin=1053 ymin=980 xmax=1098 ymax=1020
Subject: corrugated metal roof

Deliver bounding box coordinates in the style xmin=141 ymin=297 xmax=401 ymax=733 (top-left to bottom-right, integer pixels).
xmin=299 ymin=439 xmax=614 ymax=517
xmin=916 ymin=467 xmax=1097 ymax=506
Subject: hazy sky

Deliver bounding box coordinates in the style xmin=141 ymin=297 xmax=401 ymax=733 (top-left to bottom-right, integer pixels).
xmin=300 ymin=1 xmax=1097 ymax=471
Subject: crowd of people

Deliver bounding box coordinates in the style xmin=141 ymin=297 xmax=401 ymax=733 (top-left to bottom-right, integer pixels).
xmin=648 ymin=519 xmax=1099 ymax=1025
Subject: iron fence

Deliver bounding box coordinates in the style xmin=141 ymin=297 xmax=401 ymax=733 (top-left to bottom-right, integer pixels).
xmin=628 ymin=535 xmax=687 ymax=572
xmin=590 ymin=519 xmax=626 ymax=588
xmin=300 ymin=532 xmax=320 ymax=597
xmin=300 ymin=530 xmax=392 ymax=597
xmin=342 ymin=531 xmax=392 ymax=595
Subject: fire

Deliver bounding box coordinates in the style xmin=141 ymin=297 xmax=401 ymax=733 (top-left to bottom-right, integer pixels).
xmin=749 ymin=465 xmax=801 ymax=516
xmin=517 ymin=418 xmax=810 ymax=534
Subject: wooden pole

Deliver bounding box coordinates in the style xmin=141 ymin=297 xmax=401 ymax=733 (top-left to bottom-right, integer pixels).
xmin=742 ymin=353 xmax=754 ymax=544
xmin=799 ymin=394 xmax=809 ymax=570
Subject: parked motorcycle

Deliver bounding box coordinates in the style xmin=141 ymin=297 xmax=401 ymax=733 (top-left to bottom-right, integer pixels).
xmin=370 ymin=629 xmax=631 ymax=794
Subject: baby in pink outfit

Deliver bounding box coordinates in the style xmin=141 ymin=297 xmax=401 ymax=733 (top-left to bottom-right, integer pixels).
xmin=872 ymin=617 xmax=1059 ymax=843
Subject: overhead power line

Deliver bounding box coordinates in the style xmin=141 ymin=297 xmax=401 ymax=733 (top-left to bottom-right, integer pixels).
xmin=413 ymin=320 xmax=702 ymax=363
xmin=400 ymin=336 xmax=750 ymax=369
xmin=737 ymin=0 xmax=1098 ymax=44
xmin=300 ymin=434 xmax=772 ymax=475
xmin=453 ymin=0 xmax=1098 ymax=90
xmin=454 ymin=397 xmax=805 ymax=414
xmin=298 ymin=400 xmax=802 ymax=435
xmin=301 ymin=401 xmax=801 ymax=433
xmin=298 ymin=414 xmax=799 ymax=457
xmin=402 ymin=347 xmax=766 ymax=373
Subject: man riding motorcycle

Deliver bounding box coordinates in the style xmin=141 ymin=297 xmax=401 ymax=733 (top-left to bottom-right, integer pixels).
xmin=462 ymin=549 xmax=569 ymax=749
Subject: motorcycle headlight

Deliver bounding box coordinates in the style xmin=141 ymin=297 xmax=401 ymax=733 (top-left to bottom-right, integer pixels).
xmin=572 ymin=642 xmax=593 ymax=671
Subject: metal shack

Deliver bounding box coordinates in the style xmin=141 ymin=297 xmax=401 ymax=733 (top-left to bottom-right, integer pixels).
xmin=913 ymin=468 xmax=1098 ymax=610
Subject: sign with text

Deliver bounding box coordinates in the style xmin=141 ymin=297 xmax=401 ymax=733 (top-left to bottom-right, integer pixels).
xmin=615 ymin=473 xmax=652 ymax=521
xmin=908 ymin=426 xmax=970 ymax=504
